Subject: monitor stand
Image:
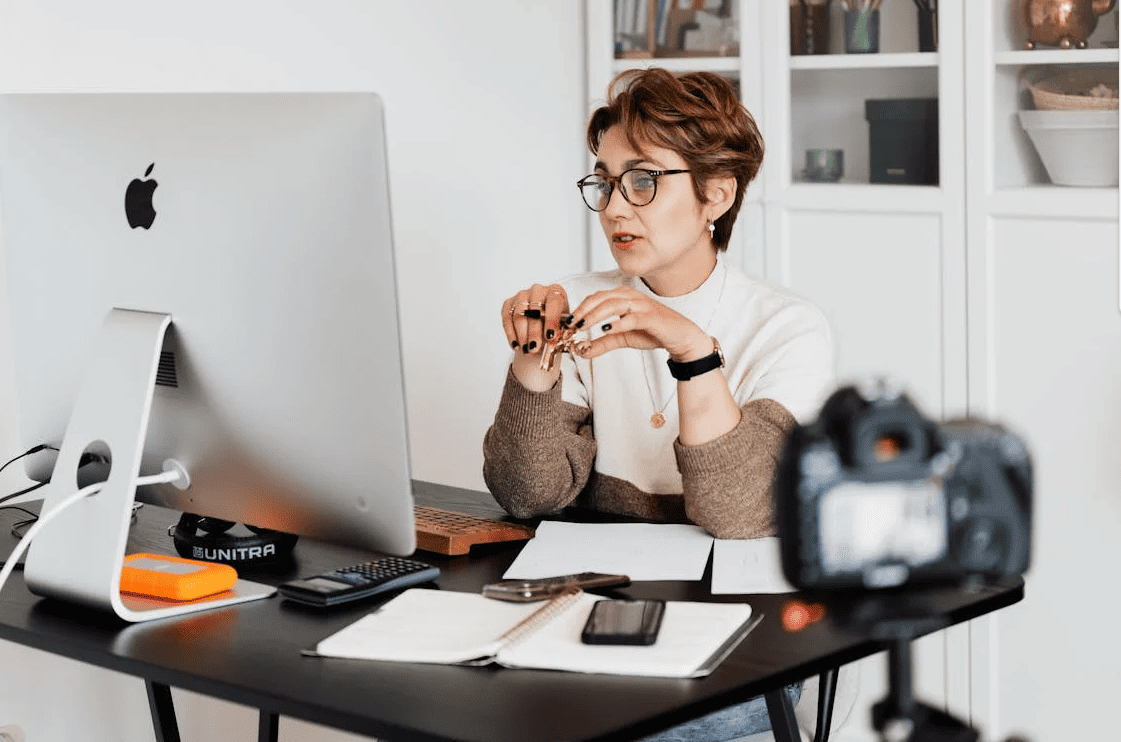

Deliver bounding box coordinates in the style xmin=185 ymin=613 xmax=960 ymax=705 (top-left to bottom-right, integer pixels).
xmin=23 ymin=309 xmax=275 ymax=622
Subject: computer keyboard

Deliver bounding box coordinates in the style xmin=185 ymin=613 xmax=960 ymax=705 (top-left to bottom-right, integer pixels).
xmin=414 ymin=505 xmax=535 ymax=556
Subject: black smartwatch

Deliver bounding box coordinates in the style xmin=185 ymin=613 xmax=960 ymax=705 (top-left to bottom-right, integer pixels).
xmin=667 ymin=337 xmax=725 ymax=381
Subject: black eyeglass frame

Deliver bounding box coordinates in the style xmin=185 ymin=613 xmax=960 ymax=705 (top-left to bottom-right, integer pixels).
xmin=576 ymin=168 xmax=691 ymax=212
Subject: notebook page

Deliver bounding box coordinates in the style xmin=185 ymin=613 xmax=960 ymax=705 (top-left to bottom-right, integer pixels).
xmin=311 ymin=589 xmax=542 ymax=664
xmin=497 ymin=594 xmax=755 ymax=678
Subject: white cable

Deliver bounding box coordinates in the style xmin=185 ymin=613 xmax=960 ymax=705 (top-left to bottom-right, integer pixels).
xmin=0 ymin=467 xmax=187 ymax=596
xmin=135 ymin=469 xmax=186 ymax=487
xmin=0 ymin=481 xmax=103 ymax=597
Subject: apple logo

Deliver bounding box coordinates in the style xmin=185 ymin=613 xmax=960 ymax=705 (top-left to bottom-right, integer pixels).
xmin=125 ymin=163 xmax=158 ymax=229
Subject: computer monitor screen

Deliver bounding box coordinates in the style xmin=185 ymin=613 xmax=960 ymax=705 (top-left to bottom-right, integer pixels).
xmin=0 ymin=92 xmax=416 ymax=563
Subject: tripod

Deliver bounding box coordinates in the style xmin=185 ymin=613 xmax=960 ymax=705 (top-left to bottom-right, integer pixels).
xmin=872 ymin=635 xmax=978 ymax=742
xmin=834 ymin=592 xmax=982 ymax=742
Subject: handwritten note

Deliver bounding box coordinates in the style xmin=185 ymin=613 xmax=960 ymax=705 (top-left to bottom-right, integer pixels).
xmin=502 ymin=521 xmax=714 ymax=581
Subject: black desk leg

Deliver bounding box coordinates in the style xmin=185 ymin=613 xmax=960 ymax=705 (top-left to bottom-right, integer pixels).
xmin=258 ymin=711 xmax=280 ymax=742
xmin=765 ymin=687 xmax=800 ymax=742
xmin=815 ymin=667 xmax=838 ymax=742
xmin=145 ymin=681 xmax=181 ymax=742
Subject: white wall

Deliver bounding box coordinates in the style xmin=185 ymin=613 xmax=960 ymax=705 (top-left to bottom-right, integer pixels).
xmin=0 ymin=1 xmax=586 ymax=739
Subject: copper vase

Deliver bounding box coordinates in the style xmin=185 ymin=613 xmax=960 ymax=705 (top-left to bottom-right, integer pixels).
xmin=1023 ymin=0 xmax=1118 ymax=49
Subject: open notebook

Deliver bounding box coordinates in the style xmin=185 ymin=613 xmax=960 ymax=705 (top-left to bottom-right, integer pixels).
xmin=306 ymin=588 xmax=760 ymax=679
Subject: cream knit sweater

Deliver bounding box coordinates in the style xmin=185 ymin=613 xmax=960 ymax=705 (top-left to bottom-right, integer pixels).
xmin=483 ymin=258 xmax=835 ymax=539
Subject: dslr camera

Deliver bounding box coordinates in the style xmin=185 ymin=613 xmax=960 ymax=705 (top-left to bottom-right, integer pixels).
xmin=776 ymin=381 xmax=1032 ymax=595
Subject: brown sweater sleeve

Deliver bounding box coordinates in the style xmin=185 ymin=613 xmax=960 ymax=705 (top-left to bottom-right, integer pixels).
xmin=674 ymin=398 xmax=797 ymax=539
xmin=483 ymin=367 xmax=597 ymax=518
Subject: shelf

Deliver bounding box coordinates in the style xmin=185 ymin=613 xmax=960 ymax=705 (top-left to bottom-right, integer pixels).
xmin=612 ymin=55 xmax=739 ymax=74
xmin=790 ymin=52 xmax=939 ymax=71
xmin=782 ymin=182 xmax=944 ymax=214
xmin=994 ymin=48 xmax=1120 ymax=67
xmin=987 ymin=187 xmax=1119 ymax=220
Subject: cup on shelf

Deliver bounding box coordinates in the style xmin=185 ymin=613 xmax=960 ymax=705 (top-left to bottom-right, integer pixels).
xmin=844 ymin=9 xmax=880 ymax=53
xmin=790 ymin=0 xmax=832 ymax=55
xmin=805 ymin=149 xmax=844 ymax=182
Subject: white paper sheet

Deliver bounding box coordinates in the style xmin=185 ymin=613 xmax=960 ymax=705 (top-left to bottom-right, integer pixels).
xmin=710 ymin=537 xmax=798 ymax=595
xmin=502 ymin=521 xmax=714 ymax=581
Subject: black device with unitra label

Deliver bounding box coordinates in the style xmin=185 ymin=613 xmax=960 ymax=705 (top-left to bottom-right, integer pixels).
xmin=581 ymin=598 xmax=666 ymax=646
xmin=278 ymin=557 xmax=441 ymax=607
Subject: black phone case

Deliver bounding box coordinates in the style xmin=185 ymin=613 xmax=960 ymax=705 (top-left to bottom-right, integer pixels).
xmin=580 ymin=599 xmax=665 ymax=645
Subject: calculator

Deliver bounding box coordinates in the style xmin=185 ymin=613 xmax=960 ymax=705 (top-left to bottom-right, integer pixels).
xmin=278 ymin=557 xmax=441 ymax=607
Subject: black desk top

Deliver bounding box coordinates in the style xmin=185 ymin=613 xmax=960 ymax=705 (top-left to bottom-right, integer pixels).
xmin=0 ymin=481 xmax=1023 ymax=742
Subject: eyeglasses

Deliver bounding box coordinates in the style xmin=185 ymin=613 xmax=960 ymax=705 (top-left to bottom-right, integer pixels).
xmin=576 ymin=168 xmax=691 ymax=212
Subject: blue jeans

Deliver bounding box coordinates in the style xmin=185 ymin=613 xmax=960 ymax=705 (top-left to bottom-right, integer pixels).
xmin=637 ymin=682 xmax=803 ymax=742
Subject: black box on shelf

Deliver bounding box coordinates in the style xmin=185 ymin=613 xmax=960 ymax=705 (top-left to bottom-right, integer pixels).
xmin=865 ymin=98 xmax=939 ymax=185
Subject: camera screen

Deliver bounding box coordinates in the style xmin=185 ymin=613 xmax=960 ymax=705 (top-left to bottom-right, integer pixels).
xmin=819 ymin=479 xmax=947 ymax=581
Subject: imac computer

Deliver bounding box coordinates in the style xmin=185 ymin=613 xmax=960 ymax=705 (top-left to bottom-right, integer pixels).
xmin=0 ymin=92 xmax=416 ymax=621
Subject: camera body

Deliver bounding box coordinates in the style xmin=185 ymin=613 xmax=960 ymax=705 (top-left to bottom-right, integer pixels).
xmin=776 ymin=382 xmax=1032 ymax=594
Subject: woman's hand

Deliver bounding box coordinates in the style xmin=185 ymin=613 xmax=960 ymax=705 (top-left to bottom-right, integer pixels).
xmin=501 ymin=283 xmax=569 ymax=391
xmin=569 ymin=286 xmax=712 ymax=362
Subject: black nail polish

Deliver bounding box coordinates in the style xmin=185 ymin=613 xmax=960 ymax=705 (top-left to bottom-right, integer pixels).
xmin=524 ymin=309 xmax=542 ymax=319
xmin=546 ymin=329 xmax=555 ymax=340
xmin=561 ymin=314 xmax=573 ymax=327
xmin=601 ymin=323 xmax=612 ymax=332
xmin=575 ymin=319 xmax=585 ymax=329
xmin=522 ymin=343 xmax=530 ymax=353
xmin=511 ymin=340 xmax=519 ymax=349
xmin=528 ymin=341 xmax=537 ymax=351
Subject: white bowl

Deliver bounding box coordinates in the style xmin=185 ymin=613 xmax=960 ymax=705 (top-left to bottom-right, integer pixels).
xmin=1018 ymin=110 xmax=1119 ymax=187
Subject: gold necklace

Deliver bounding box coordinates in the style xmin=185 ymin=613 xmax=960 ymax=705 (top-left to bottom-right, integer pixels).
xmin=640 ymin=262 xmax=728 ymax=429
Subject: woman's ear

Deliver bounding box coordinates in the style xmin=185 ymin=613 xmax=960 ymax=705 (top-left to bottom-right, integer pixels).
xmin=705 ymin=175 xmax=737 ymax=220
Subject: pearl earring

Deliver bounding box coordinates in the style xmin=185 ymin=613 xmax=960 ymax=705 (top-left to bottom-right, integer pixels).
xmin=707 ymin=221 xmax=716 ymax=235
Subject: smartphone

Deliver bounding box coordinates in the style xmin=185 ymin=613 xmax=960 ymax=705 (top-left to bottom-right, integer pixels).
xmin=482 ymin=573 xmax=631 ymax=602
xmin=580 ymin=598 xmax=665 ymax=646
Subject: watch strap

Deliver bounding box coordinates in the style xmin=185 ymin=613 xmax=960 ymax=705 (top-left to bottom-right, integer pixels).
xmin=667 ymin=338 xmax=724 ymax=381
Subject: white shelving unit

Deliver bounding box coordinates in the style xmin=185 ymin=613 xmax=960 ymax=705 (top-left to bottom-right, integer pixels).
xmin=977 ymin=0 xmax=1119 ymax=203
xmin=962 ymin=6 xmax=1119 ymax=740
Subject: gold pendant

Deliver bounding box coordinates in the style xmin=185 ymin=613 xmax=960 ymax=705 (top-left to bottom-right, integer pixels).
xmin=650 ymin=412 xmax=666 ymax=428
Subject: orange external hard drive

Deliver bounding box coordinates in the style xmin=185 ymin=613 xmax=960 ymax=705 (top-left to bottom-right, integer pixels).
xmin=120 ymin=553 xmax=238 ymax=601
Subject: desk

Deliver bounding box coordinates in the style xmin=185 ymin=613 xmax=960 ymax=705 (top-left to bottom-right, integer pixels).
xmin=0 ymin=481 xmax=1023 ymax=742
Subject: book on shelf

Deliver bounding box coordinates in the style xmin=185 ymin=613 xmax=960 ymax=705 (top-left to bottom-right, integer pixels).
xmin=306 ymin=587 xmax=760 ymax=679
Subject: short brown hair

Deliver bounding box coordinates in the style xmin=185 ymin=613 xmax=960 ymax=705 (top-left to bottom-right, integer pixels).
xmin=586 ymin=68 xmax=764 ymax=251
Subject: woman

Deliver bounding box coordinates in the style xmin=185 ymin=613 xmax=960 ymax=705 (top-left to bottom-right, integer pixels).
xmin=485 ymin=68 xmax=834 ymax=539
xmin=483 ymin=69 xmax=833 ymax=740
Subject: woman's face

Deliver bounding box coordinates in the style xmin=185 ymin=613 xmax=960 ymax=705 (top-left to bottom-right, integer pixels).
xmin=594 ymin=125 xmax=716 ymax=297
